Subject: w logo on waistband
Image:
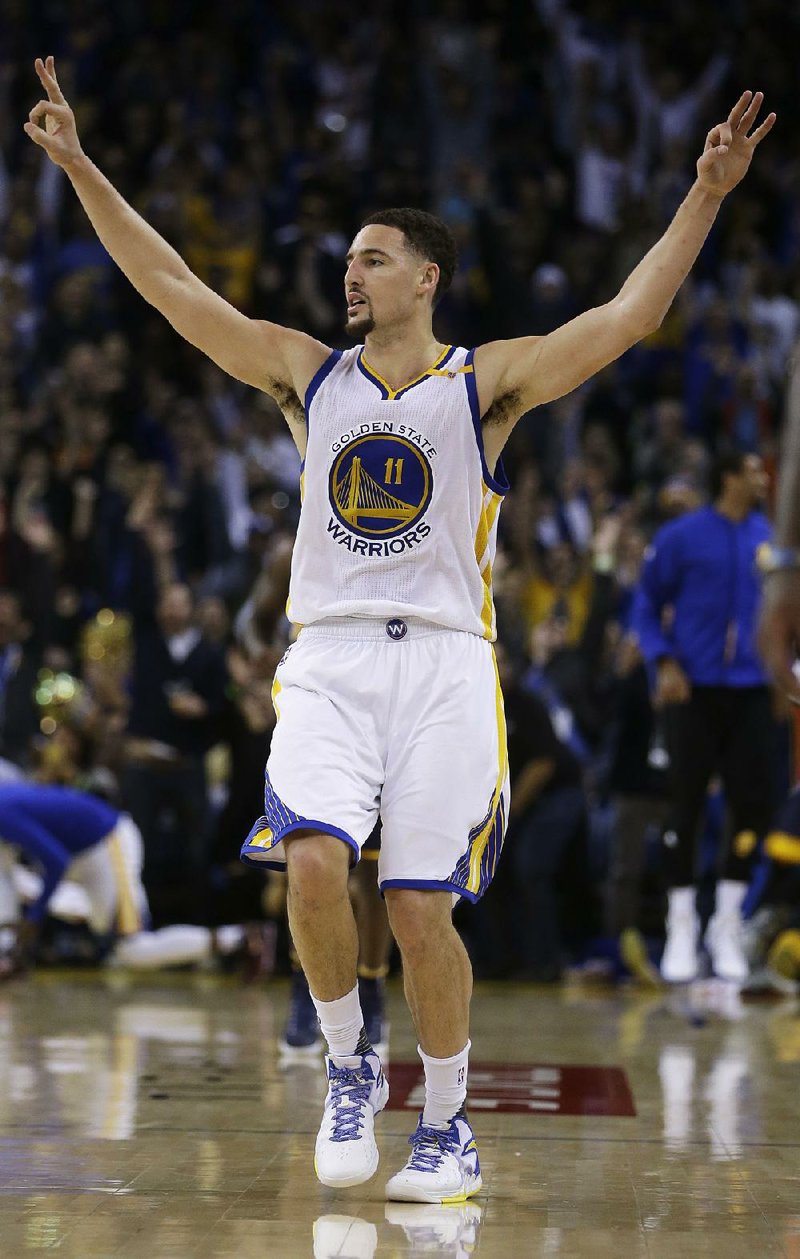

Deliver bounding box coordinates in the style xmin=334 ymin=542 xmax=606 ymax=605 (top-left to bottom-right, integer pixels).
xmin=386 ymin=619 xmax=408 ymax=640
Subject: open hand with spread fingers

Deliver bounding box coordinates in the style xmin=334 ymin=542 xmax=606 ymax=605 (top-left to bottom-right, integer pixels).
xmin=23 ymin=56 xmax=84 ymax=170
xmin=696 ymin=91 xmax=776 ymax=196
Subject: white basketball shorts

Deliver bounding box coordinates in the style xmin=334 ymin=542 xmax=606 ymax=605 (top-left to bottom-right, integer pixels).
xmin=240 ymin=617 xmax=509 ymax=901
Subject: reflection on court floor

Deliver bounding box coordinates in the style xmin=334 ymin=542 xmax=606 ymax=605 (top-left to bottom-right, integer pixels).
xmin=0 ymin=974 xmax=798 ymax=1256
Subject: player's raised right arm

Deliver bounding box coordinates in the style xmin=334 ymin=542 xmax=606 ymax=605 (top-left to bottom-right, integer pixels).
xmin=23 ymin=57 xmax=328 ymax=402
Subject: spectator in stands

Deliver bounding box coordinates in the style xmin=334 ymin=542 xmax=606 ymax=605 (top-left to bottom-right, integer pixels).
xmin=499 ymin=644 xmax=591 ymax=981
xmin=123 ymin=529 xmax=228 ymax=921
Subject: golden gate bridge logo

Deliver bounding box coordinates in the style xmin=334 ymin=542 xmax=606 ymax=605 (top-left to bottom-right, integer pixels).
xmin=329 ymin=434 xmax=432 ymax=539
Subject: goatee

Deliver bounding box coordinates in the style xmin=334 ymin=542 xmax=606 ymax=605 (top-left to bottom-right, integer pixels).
xmin=346 ymin=311 xmax=375 ymax=338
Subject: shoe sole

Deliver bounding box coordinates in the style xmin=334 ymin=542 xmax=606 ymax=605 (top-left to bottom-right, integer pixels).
xmin=660 ymin=954 xmax=699 ymax=983
xmin=660 ymin=969 xmax=699 ymax=984
xmin=315 ymin=1148 xmax=380 ymax=1188
xmin=385 ymin=1172 xmax=482 ymax=1204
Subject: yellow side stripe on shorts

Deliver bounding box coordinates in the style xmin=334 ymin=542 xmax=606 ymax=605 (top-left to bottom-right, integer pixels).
xmin=249 ymin=827 xmax=274 ymax=849
xmin=272 ymin=678 xmax=282 ymax=721
xmin=467 ymin=648 xmax=508 ymax=894
xmin=107 ymin=826 xmax=142 ymax=937
xmin=765 ymin=831 xmax=800 ymax=865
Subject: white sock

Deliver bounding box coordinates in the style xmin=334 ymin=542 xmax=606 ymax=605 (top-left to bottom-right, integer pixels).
xmin=311 ymin=984 xmax=365 ymax=1064
xmin=419 ymin=1040 xmax=471 ymax=1127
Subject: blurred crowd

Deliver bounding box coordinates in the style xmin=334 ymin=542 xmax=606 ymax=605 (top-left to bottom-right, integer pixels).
xmin=1 ymin=0 xmax=800 ymax=979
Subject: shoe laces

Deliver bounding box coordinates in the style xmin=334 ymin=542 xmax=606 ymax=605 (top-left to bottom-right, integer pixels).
xmin=407 ymin=1121 xmax=458 ymax=1172
xmin=328 ymin=1065 xmax=374 ymax=1142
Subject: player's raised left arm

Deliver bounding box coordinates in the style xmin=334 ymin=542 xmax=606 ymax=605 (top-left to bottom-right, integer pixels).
xmin=477 ymin=92 xmax=775 ymax=425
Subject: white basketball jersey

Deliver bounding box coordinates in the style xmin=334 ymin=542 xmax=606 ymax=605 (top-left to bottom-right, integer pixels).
xmin=287 ymin=344 xmax=508 ymax=640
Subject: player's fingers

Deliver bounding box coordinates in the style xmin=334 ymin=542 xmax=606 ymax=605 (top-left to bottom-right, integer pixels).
xmin=704 ymin=125 xmax=729 ymax=156
xmin=44 ymin=54 xmax=67 ymax=103
xmin=23 ymin=117 xmax=62 ymax=152
xmin=750 ymin=112 xmax=777 ymax=146
xmin=738 ymin=90 xmax=764 ymax=133
xmin=727 ymin=90 xmax=753 ymax=129
xmin=34 ymin=56 xmax=66 ymax=105
xmin=28 ymin=99 xmax=68 ymax=125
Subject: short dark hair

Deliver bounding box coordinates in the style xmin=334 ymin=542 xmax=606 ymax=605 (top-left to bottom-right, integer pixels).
xmin=709 ymin=447 xmax=747 ymax=500
xmin=360 ymin=208 xmax=458 ymax=306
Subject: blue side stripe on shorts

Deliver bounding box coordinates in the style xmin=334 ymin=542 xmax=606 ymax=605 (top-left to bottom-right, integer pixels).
xmin=263 ymin=771 xmax=301 ymax=834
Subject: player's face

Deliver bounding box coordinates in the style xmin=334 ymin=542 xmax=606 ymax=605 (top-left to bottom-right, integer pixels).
xmin=742 ymin=454 xmax=768 ymax=506
xmin=344 ymin=225 xmax=434 ymax=337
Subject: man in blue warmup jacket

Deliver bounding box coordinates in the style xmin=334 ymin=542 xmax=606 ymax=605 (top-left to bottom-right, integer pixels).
xmin=632 ymin=449 xmax=775 ymax=982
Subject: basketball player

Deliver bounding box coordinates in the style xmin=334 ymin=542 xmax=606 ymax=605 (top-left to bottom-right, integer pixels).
xmin=25 ymin=57 xmax=774 ymax=1202
xmin=0 ymin=779 xmax=249 ymax=975
xmin=0 ymin=780 xmax=146 ymax=973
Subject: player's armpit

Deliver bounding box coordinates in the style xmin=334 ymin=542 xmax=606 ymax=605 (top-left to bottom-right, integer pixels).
xmin=475 ymin=297 xmax=647 ymax=419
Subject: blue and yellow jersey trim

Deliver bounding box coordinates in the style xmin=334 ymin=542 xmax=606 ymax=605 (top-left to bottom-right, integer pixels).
xmin=448 ymin=650 xmax=509 ymax=899
xmin=357 ymin=345 xmax=456 ymax=400
xmin=474 ymin=480 xmax=503 ymax=641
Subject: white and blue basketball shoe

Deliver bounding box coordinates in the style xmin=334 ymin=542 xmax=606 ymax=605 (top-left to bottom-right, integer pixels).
xmin=385 ymin=1109 xmax=481 ymax=1203
xmin=314 ymin=1049 xmax=389 ymax=1188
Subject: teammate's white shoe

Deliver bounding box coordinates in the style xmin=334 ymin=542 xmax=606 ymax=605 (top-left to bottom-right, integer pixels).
xmin=661 ymin=887 xmax=700 ymax=983
xmin=314 ymin=1050 xmax=389 ymax=1188
xmin=385 ymin=1111 xmax=481 ymax=1204
xmin=706 ymin=881 xmax=749 ymax=981
xmin=385 ymin=1202 xmax=482 ymax=1256
xmin=312 ymin=1215 xmax=377 ymax=1259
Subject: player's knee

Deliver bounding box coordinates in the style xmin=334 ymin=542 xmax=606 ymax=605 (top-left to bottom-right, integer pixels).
xmin=384 ymin=888 xmax=450 ymax=959
xmin=285 ymin=832 xmax=350 ymax=903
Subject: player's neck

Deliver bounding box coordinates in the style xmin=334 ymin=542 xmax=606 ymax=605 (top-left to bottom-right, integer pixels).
xmin=362 ymin=325 xmax=445 ymax=391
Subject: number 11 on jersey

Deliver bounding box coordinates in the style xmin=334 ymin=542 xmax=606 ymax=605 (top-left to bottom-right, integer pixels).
xmin=384 ymin=457 xmax=404 ymax=485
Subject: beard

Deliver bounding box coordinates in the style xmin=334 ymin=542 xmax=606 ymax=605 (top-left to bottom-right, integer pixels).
xmin=345 ymin=308 xmax=375 ymax=338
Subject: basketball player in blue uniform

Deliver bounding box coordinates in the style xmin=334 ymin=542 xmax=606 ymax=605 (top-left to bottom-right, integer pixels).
xmin=25 ymin=57 xmax=774 ymax=1201
xmin=0 ymin=781 xmax=146 ymax=971
xmin=0 ymin=780 xmax=248 ymax=974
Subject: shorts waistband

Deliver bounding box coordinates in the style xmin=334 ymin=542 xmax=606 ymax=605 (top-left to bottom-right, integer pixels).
xmin=299 ymin=616 xmax=465 ymax=641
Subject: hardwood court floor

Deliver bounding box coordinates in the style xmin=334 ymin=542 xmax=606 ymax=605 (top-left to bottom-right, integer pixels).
xmin=1 ymin=971 xmax=799 ymax=1257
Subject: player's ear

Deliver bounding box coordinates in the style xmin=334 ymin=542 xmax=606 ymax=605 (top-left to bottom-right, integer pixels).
xmin=418 ymin=262 xmax=439 ymax=300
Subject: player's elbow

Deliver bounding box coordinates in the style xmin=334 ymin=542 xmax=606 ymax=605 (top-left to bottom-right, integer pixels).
xmin=614 ymin=297 xmax=663 ymax=344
